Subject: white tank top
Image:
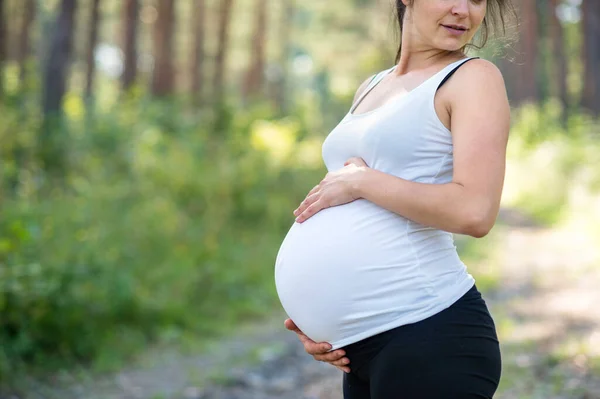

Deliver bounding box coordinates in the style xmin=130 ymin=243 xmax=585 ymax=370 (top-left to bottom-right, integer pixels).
xmin=274 ymin=57 xmax=476 ymax=350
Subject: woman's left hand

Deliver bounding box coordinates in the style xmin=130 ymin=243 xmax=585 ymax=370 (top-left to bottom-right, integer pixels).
xmin=293 ymin=157 xmax=369 ymax=223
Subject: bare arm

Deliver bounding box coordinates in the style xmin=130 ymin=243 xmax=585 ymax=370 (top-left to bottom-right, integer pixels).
xmin=352 ymin=60 xmax=510 ymax=237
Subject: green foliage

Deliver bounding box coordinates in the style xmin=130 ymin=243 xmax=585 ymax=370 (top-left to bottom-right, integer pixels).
xmin=504 ymin=100 xmax=600 ymax=226
xmin=0 ymin=93 xmax=327 ymax=380
xmin=1 ymin=77 xmax=599 ymax=385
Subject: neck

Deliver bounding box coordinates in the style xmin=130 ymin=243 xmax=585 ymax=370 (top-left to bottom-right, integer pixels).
xmin=395 ymin=21 xmax=464 ymax=75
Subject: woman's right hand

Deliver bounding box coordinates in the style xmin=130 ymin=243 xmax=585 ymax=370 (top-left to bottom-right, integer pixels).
xmin=284 ymin=318 xmax=351 ymax=373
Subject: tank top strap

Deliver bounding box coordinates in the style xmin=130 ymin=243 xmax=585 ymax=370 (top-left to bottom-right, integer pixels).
xmin=428 ymin=56 xmax=479 ymax=93
xmin=349 ymin=66 xmax=396 ymax=114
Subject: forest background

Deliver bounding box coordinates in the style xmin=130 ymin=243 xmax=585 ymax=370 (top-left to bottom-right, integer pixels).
xmin=0 ymin=0 xmax=599 ymax=395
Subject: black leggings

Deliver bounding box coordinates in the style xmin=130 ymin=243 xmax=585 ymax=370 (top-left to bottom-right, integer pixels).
xmin=342 ymin=284 xmax=501 ymax=399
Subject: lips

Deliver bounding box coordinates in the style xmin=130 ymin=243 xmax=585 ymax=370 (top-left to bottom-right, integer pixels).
xmin=442 ymin=24 xmax=468 ymax=31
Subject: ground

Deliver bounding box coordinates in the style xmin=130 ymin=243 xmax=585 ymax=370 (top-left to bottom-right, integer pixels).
xmin=8 ymin=208 xmax=600 ymax=399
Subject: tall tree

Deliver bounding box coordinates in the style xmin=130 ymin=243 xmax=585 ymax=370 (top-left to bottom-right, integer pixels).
xmin=549 ymin=0 xmax=568 ymax=124
xmin=122 ymin=0 xmax=138 ymax=91
xmin=213 ymin=0 xmax=233 ymax=106
xmin=17 ymin=0 xmax=36 ymax=86
xmin=85 ymin=0 xmax=101 ymax=100
xmin=242 ymin=0 xmax=268 ymax=102
xmin=42 ymin=0 xmax=78 ymax=116
xmin=517 ymin=0 xmax=540 ymax=104
xmin=0 ymin=0 xmax=6 ymax=98
xmin=151 ymin=0 xmax=175 ymax=97
xmin=274 ymin=0 xmax=294 ymax=114
xmin=190 ymin=0 xmax=206 ymax=104
xmin=41 ymin=0 xmax=78 ymax=177
xmin=581 ymin=0 xmax=600 ymax=115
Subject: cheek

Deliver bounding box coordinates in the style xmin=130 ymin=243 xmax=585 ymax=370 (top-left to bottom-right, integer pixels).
xmin=471 ymin=6 xmax=487 ymax=28
xmin=412 ymin=3 xmax=446 ymax=33
xmin=416 ymin=16 xmax=441 ymax=38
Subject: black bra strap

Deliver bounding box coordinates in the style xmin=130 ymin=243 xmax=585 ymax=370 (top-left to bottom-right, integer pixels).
xmin=437 ymin=57 xmax=480 ymax=91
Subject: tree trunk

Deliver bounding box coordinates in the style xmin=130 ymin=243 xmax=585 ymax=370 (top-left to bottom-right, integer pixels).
xmin=582 ymin=0 xmax=600 ymax=115
xmin=85 ymin=0 xmax=101 ymax=100
xmin=535 ymin=0 xmax=550 ymax=104
xmin=0 ymin=0 xmax=6 ymax=98
xmin=190 ymin=0 xmax=206 ymax=104
xmin=497 ymin=51 xmax=519 ymax=105
xmin=213 ymin=0 xmax=233 ymax=107
xmin=549 ymin=0 xmax=568 ymax=125
xmin=151 ymin=0 xmax=175 ymax=97
xmin=242 ymin=0 xmax=268 ymax=102
xmin=122 ymin=0 xmax=138 ymax=91
xmin=517 ymin=0 xmax=539 ymax=104
xmin=42 ymin=0 xmax=77 ymax=115
xmin=274 ymin=0 xmax=294 ymax=115
xmin=41 ymin=0 xmax=77 ymax=177
xmin=17 ymin=0 xmax=35 ymax=86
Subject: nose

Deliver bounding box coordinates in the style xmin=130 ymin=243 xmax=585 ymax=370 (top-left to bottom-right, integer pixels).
xmin=451 ymin=0 xmax=469 ymax=17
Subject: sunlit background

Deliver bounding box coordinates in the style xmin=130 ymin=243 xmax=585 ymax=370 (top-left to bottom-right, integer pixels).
xmin=0 ymin=0 xmax=599 ymax=398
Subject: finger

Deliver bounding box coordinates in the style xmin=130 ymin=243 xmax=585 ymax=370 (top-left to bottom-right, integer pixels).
xmin=314 ymin=349 xmax=346 ymax=362
xmin=296 ymin=200 xmax=324 ymax=223
xmin=295 ymin=331 xmax=312 ymax=345
xmin=284 ymin=318 xmax=299 ymax=332
xmin=344 ymin=157 xmax=357 ymax=166
xmin=285 ymin=321 xmax=308 ymax=340
xmin=330 ymin=357 xmax=351 ymax=367
xmin=336 ymin=366 xmax=351 ymax=373
xmin=294 ymin=192 xmax=319 ymax=217
xmin=345 ymin=157 xmax=367 ymax=167
xmin=306 ymin=184 xmax=321 ymax=198
xmin=304 ymin=340 xmax=333 ymax=355
xmin=344 ymin=157 xmax=359 ymax=165
xmin=284 ymin=319 xmax=315 ymax=346
xmin=294 ymin=331 xmax=327 ymax=352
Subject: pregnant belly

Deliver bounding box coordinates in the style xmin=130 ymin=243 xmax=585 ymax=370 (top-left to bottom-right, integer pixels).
xmin=274 ymin=199 xmax=432 ymax=345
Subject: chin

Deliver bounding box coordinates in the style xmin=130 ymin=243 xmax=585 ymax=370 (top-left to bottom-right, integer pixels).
xmin=436 ymin=40 xmax=467 ymax=52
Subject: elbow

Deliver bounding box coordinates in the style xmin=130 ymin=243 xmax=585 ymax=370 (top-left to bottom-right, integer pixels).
xmin=460 ymin=207 xmax=497 ymax=238
xmin=464 ymin=222 xmax=492 ymax=238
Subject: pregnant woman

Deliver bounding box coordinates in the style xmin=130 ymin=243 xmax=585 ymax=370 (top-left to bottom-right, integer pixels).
xmin=275 ymin=0 xmax=513 ymax=398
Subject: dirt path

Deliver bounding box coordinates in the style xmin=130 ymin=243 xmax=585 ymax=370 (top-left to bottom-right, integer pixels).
xmin=8 ymin=209 xmax=600 ymax=399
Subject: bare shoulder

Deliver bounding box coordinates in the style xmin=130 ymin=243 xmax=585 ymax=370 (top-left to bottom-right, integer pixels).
xmin=352 ymin=73 xmax=377 ymax=105
xmin=448 ymin=58 xmax=510 ymax=132
xmin=452 ymin=58 xmax=506 ymax=93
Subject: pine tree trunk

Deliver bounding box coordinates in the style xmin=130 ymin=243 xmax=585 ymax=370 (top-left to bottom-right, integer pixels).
xmin=190 ymin=0 xmax=206 ymax=104
xmin=213 ymin=0 xmax=233 ymax=107
xmin=0 ymin=0 xmax=6 ymax=98
xmin=85 ymin=0 xmax=101 ymax=100
xmin=581 ymin=0 xmax=600 ymax=115
xmin=517 ymin=0 xmax=539 ymax=104
xmin=17 ymin=0 xmax=35 ymax=86
xmin=274 ymin=0 xmax=294 ymax=115
xmin=242 ymin=0 xmax=268 ymax=102
xmin=41 ymin=0 xmax=78 ymax=178
xmin=122 ymin=0 xmax=138 ymax=91
xmin=151 ymin=0 xmax=175 ymax=97
xmin=42 ymin=0 xmax=77 ymax=116
xmin=549 ymin=0 xmax=568 ymax=124
xmin=497 ymin=53 xmax=518 ymax=105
